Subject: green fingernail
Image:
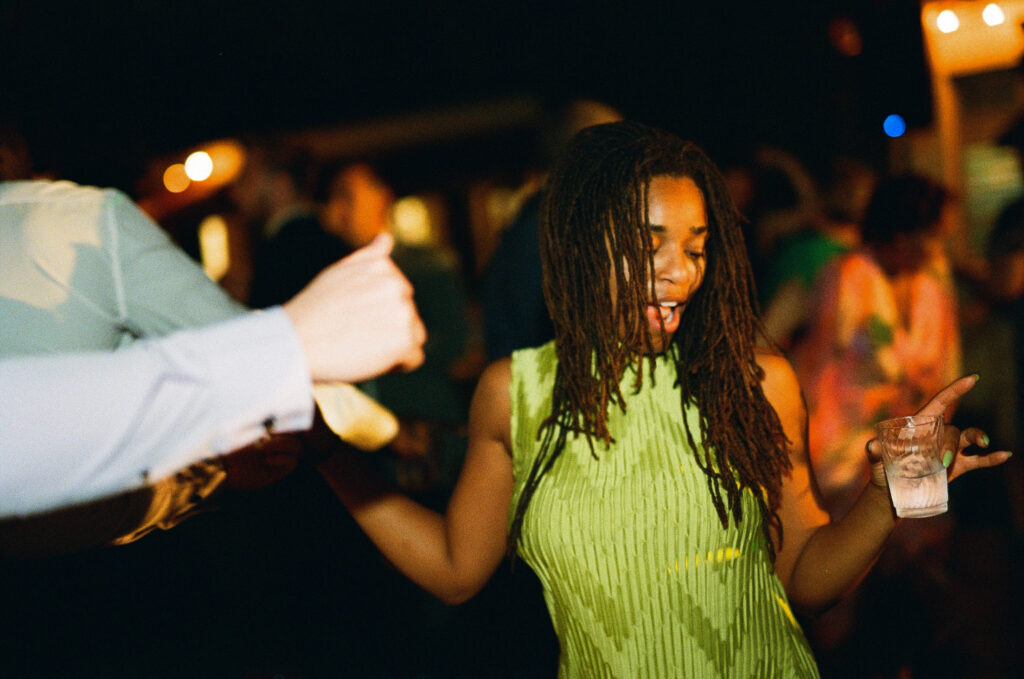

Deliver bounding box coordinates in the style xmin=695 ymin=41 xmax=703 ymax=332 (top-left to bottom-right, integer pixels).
xmin=942 ymin=450 xmax=954 ymax=468
xmin=982 ymin=434 xmax=990 ymax=447
xmin=972 ymin=373 xmax=981 ymax=381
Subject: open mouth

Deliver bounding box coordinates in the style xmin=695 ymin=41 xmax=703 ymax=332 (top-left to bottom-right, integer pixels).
xmin=646 ymin=301 xmax=681 ymax=334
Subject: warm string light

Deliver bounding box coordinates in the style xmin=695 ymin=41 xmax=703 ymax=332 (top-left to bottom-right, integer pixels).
xmin=935 ymin=3 xmax=1007 ymax=32
xmin=184 ymin=151 xmax=213 ymax=181
xmin=937 ymin=8 xmax=960 ymax=33
xmin=983 ymin=3 xmax=1006 ymax=26
xmin=163 ymin=147 xmax=233 ymax=194
xmin=162 ymin=163 xmax=190 ymax=193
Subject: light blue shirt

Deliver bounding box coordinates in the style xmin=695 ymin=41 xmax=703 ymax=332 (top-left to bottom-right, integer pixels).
xmin=0 ymin=178 xmax=249 ymax=539
xmin=0 ymin=309 xmax=313 ymax=518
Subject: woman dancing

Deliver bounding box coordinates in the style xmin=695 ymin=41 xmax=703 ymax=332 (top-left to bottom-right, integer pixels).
xmin=316 ymin=121 xmax=1009 ymax=677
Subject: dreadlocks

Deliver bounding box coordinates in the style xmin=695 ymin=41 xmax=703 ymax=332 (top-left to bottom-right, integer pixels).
xmin=507 ymin=121 xmax=792 ymax=562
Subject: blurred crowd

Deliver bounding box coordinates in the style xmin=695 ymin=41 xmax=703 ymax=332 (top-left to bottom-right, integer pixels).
xmin=725 ymin=142 xmax=1024 ymax=679
xmin=2 ymin=90 xmax=1023 ymax=679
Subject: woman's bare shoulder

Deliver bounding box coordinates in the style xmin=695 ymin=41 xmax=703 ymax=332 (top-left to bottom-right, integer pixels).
xmin=478 ymin=356 xmax=512 ymax=393
xmin=754 ymin=347 xmax=800 ymax=397
xmin=754 ymin=347 xmax=806 ymax=446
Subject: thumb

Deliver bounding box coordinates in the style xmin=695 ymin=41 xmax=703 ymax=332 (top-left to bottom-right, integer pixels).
xmin=339 ymin=231 xmax=394 ymax=265
xmin=361 ymin=232 xmax=394 ymax=257
xmin=865 ymin=438 xmax=882 ymax=465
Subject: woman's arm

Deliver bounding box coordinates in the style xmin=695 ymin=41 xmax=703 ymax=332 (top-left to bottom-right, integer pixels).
xmin=762 ymin=357 xmax=1010 ymax=616
xmin=315 ymin=358 xmax=515 ymax=605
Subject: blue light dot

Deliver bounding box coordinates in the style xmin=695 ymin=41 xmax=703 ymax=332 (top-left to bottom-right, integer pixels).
xmin=883 ymin=114 xmax=906 ymax=138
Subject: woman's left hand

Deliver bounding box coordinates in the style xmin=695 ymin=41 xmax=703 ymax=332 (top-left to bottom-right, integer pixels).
xmin=942 ymin=424 xmax=1011 ymax=482
xmin=866 ymin=374 xmax=1013 ymax=487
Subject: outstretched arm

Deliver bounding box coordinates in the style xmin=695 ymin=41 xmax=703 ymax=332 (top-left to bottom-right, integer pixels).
xmin=763 ymin=361 xmax=1011 ymax=616
xmin=0 ymin=309 xmax=312 ymax=518
xmin=0 ymin=233 xmax=425 ymax=520
xmin=315 ymin=359 xmax=515 ymax=604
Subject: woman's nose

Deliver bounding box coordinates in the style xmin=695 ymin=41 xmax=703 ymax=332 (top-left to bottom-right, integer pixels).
xmin=657 ymin=245 xmax=690 ymax=285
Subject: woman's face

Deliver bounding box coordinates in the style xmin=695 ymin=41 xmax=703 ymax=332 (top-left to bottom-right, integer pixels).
xmin=639 ymin=174 xmax=709 ymax=353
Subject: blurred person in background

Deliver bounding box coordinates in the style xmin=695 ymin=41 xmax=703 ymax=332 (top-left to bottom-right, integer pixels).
xmin=724 ymin=145 xmax=819 ymax=291
xmin=309 ymin=159 xmax=489 ymax=675
xmin=318 ymin=161 xmax=391 ymax=256
xmin=950 ymin=141 xmax=1024 ymax=545
xmin=792 ymin=173 xmax=962 ymax=519
xmin=318 ymin=159 xmax=476 ymax=495
xmin=976 ymin=119 xmax=1024 ymax=457
xmin=790 ymin=170 xmax=966 ymax=679
xmin=231 ymin=141 xmax=348 ymax=308
xmin=986 ymin=185 xmax=1024 ymax=455
xmin=760 ymin=157 xmax=876 ymax=350
xmin=481 ymin=98 xmax=622 ymax=361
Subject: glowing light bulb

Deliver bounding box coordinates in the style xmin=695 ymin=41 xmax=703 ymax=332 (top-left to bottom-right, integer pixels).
xmin=184 ymin=151 xmax=214 ymax=181
xmin=163 ymin=163 xmax=190 ymax=193
xmin=936 ymin=9 xmax=960 ymax=33
xmin=883 ymin=114 xmax=907 ymax=138
xmin=983 ymin=3 xmax=1005 ymax=26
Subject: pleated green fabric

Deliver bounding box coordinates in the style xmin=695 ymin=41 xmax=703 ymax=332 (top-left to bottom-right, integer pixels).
xmin=509 ymin=342 xmax=820 ymax=678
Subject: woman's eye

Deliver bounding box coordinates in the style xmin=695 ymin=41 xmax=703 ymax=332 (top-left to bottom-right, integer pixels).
xmin=687 ymin=250 xmax=705 ymax=260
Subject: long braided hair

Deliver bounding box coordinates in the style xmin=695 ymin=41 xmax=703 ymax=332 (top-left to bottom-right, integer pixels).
xmin=507 ymin=121 xmax=792 ymax=561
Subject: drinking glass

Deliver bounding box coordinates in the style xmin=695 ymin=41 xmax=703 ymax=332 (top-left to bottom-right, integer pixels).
xmin=875 ymin=414 xmax=947 ymax=518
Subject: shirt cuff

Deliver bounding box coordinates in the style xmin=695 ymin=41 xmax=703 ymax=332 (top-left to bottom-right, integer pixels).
xmin=147 ymin=307 xmax=315 ymax=479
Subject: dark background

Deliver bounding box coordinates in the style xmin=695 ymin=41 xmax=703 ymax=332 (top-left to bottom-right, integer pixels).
xmin=1 ymin=0 xmax=930 ymax=192
xmin=3 ymin=2 xmax=979 ymax=678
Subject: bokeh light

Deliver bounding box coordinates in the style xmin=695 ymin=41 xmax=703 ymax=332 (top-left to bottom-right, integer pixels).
xmin=936 ymin=9 xmax=960 ymax=33
xmin=392 ymin=196 xmax=433 ymax=246
xmin=184 ymin=151 xmax=214 ymax=181
xmin=827 ymin=16 xmax=863 ymax=57
xmin=162 ymin=163 xmax=191 ymax=193
xmin=198 ymin=214 xmax=231 ymax=281
xmin=983 ymin=3 xmax=1006 ymax=27
xmin=883 ymin=114 xmax=907 ymax=138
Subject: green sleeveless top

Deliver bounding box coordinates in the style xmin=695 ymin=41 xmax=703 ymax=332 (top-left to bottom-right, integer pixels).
xmin=509 ymin=342 xmax=819 ymax=678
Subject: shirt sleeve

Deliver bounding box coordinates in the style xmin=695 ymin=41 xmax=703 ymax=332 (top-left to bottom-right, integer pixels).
xmin=0 ymin=307 xmax=314 ymax=519
xmin=102 ymin=188 xmax=247 ymax=338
